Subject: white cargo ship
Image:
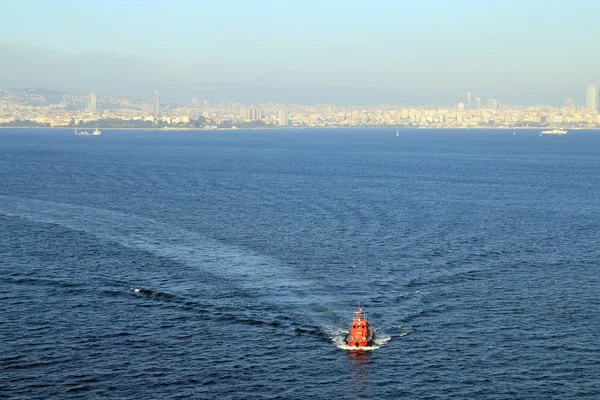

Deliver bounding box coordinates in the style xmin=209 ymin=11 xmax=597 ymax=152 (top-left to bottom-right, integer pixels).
xmin=540 ymin=129 xmax=567 ymax=136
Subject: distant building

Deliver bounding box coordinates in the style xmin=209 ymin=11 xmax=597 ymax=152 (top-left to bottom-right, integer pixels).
xmin=153 ymin=89 xmax=160 ymax=115
xmin=191 ymin=98 xmax=199 ymax=106
xmin=475 ymin=96 xmax=481 ymax=109
xmin=278 ymin=109 xmax=289 ymax=126
xmin=466 ymin=92 xmax=472 ymax=109
xmin=88 ymin=92 xmax=97 ymax=113
xmin=586 ymin=85 xmax=597 ymax=111
xmin=251 ymin=108 xmax=262 ymax=121
xmin=563 ymin=97 xmax=574 ymax=108
xmin=457 ymin=102 xmax=465 ymax=112
xmin=361 ymin=110 xmax=369 ymax=125
xmin=483 ymin=99 xmax=501 ymax=111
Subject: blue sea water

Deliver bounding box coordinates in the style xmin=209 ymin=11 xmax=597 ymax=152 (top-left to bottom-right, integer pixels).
xmin=1 ymin=128 xmax=599 ymax=399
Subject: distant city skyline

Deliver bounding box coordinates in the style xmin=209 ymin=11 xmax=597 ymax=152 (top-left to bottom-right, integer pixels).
xmin=1 ymin=1 xmax=600 ymax=105
xmin=2 ymin=85 xmax=600 ymax=109
xmin=2 ymin=86 xmax=600 ymax=130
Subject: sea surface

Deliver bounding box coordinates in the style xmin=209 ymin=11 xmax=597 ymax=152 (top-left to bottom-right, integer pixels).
xmin=1 ymin=128 xmax=599 ymax=399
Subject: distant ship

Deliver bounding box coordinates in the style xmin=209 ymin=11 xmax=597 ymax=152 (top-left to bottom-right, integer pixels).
xmin=92 ymin=127 xmax=102 ymax=135
xmin=540 ymin=129 xmax=567 ymax=136
xmin=74 ymin=128 xmax=90 ymax=136
xmin=396 ymin=130 xmax=399 ymax=137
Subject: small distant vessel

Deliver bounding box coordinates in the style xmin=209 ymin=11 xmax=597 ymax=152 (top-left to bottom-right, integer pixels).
xmin=344 ymin=305 xmax=374 ymax=349
xmin=540 ymin=129 xmax=567 ymax=136
xmin=513 ymin=129 xmax=516 ymax=136
xmin=74 ymin=128 xmax=90 ymax=136
xmin=396 ymin=130 xmax=399 ymax=137
xmin=92 ymin=126 xmax=102 ymax=135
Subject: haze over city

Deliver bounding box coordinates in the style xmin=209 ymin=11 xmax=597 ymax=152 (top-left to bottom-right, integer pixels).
xmin=2 ymin=0 xmax=600 ymax=105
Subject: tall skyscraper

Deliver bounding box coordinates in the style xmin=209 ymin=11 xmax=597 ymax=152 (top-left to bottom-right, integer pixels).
xmin=475 ymin=97 xmax=481 ymax=109
xmin=88 ymin=92 xmax=97 ymax=113
xmin=586 ymin=85 xmax=598 ymax=111
xmin=466 ymin=92 xmax=472 ymax=109
xmin=153 ymin=89 xmax=160 ymax=115
xmin=278 ymin=109 xmax=289 ymax=126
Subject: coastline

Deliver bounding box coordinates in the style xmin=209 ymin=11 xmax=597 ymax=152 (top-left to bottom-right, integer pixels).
xmin=1 ymin=126 xmax=598 ymax=131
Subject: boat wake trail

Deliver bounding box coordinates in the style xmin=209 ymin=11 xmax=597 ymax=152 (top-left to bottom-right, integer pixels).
xmin=0 ymin=195 xmax=312 ymax=295
xmin=0 ymin=195 xmax=412 ymax=346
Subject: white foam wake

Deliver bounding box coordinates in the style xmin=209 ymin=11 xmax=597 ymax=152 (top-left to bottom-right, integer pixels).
xmin=325 ymin=327 xmax=392 ymax=351
xmin=0 ymin=195 xmax=312 ymax=295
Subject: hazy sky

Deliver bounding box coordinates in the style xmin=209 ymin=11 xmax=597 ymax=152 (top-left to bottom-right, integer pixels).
xmin=1 ymin=0 xmax=599 ymax=105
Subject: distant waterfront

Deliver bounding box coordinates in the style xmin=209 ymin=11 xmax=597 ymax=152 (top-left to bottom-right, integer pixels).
xmin=2 ymin=126 xmax=599 ymax=132
xmin=2 ymin=88 xmax=600 ymax=131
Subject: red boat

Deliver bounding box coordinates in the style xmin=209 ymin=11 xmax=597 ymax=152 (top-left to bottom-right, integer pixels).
xmin=344 ymin=305 xmax=375 ymax=348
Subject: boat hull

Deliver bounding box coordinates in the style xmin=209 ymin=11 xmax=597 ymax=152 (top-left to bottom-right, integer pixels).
xmin=345 ymin=336 xmax=374 ymax=348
